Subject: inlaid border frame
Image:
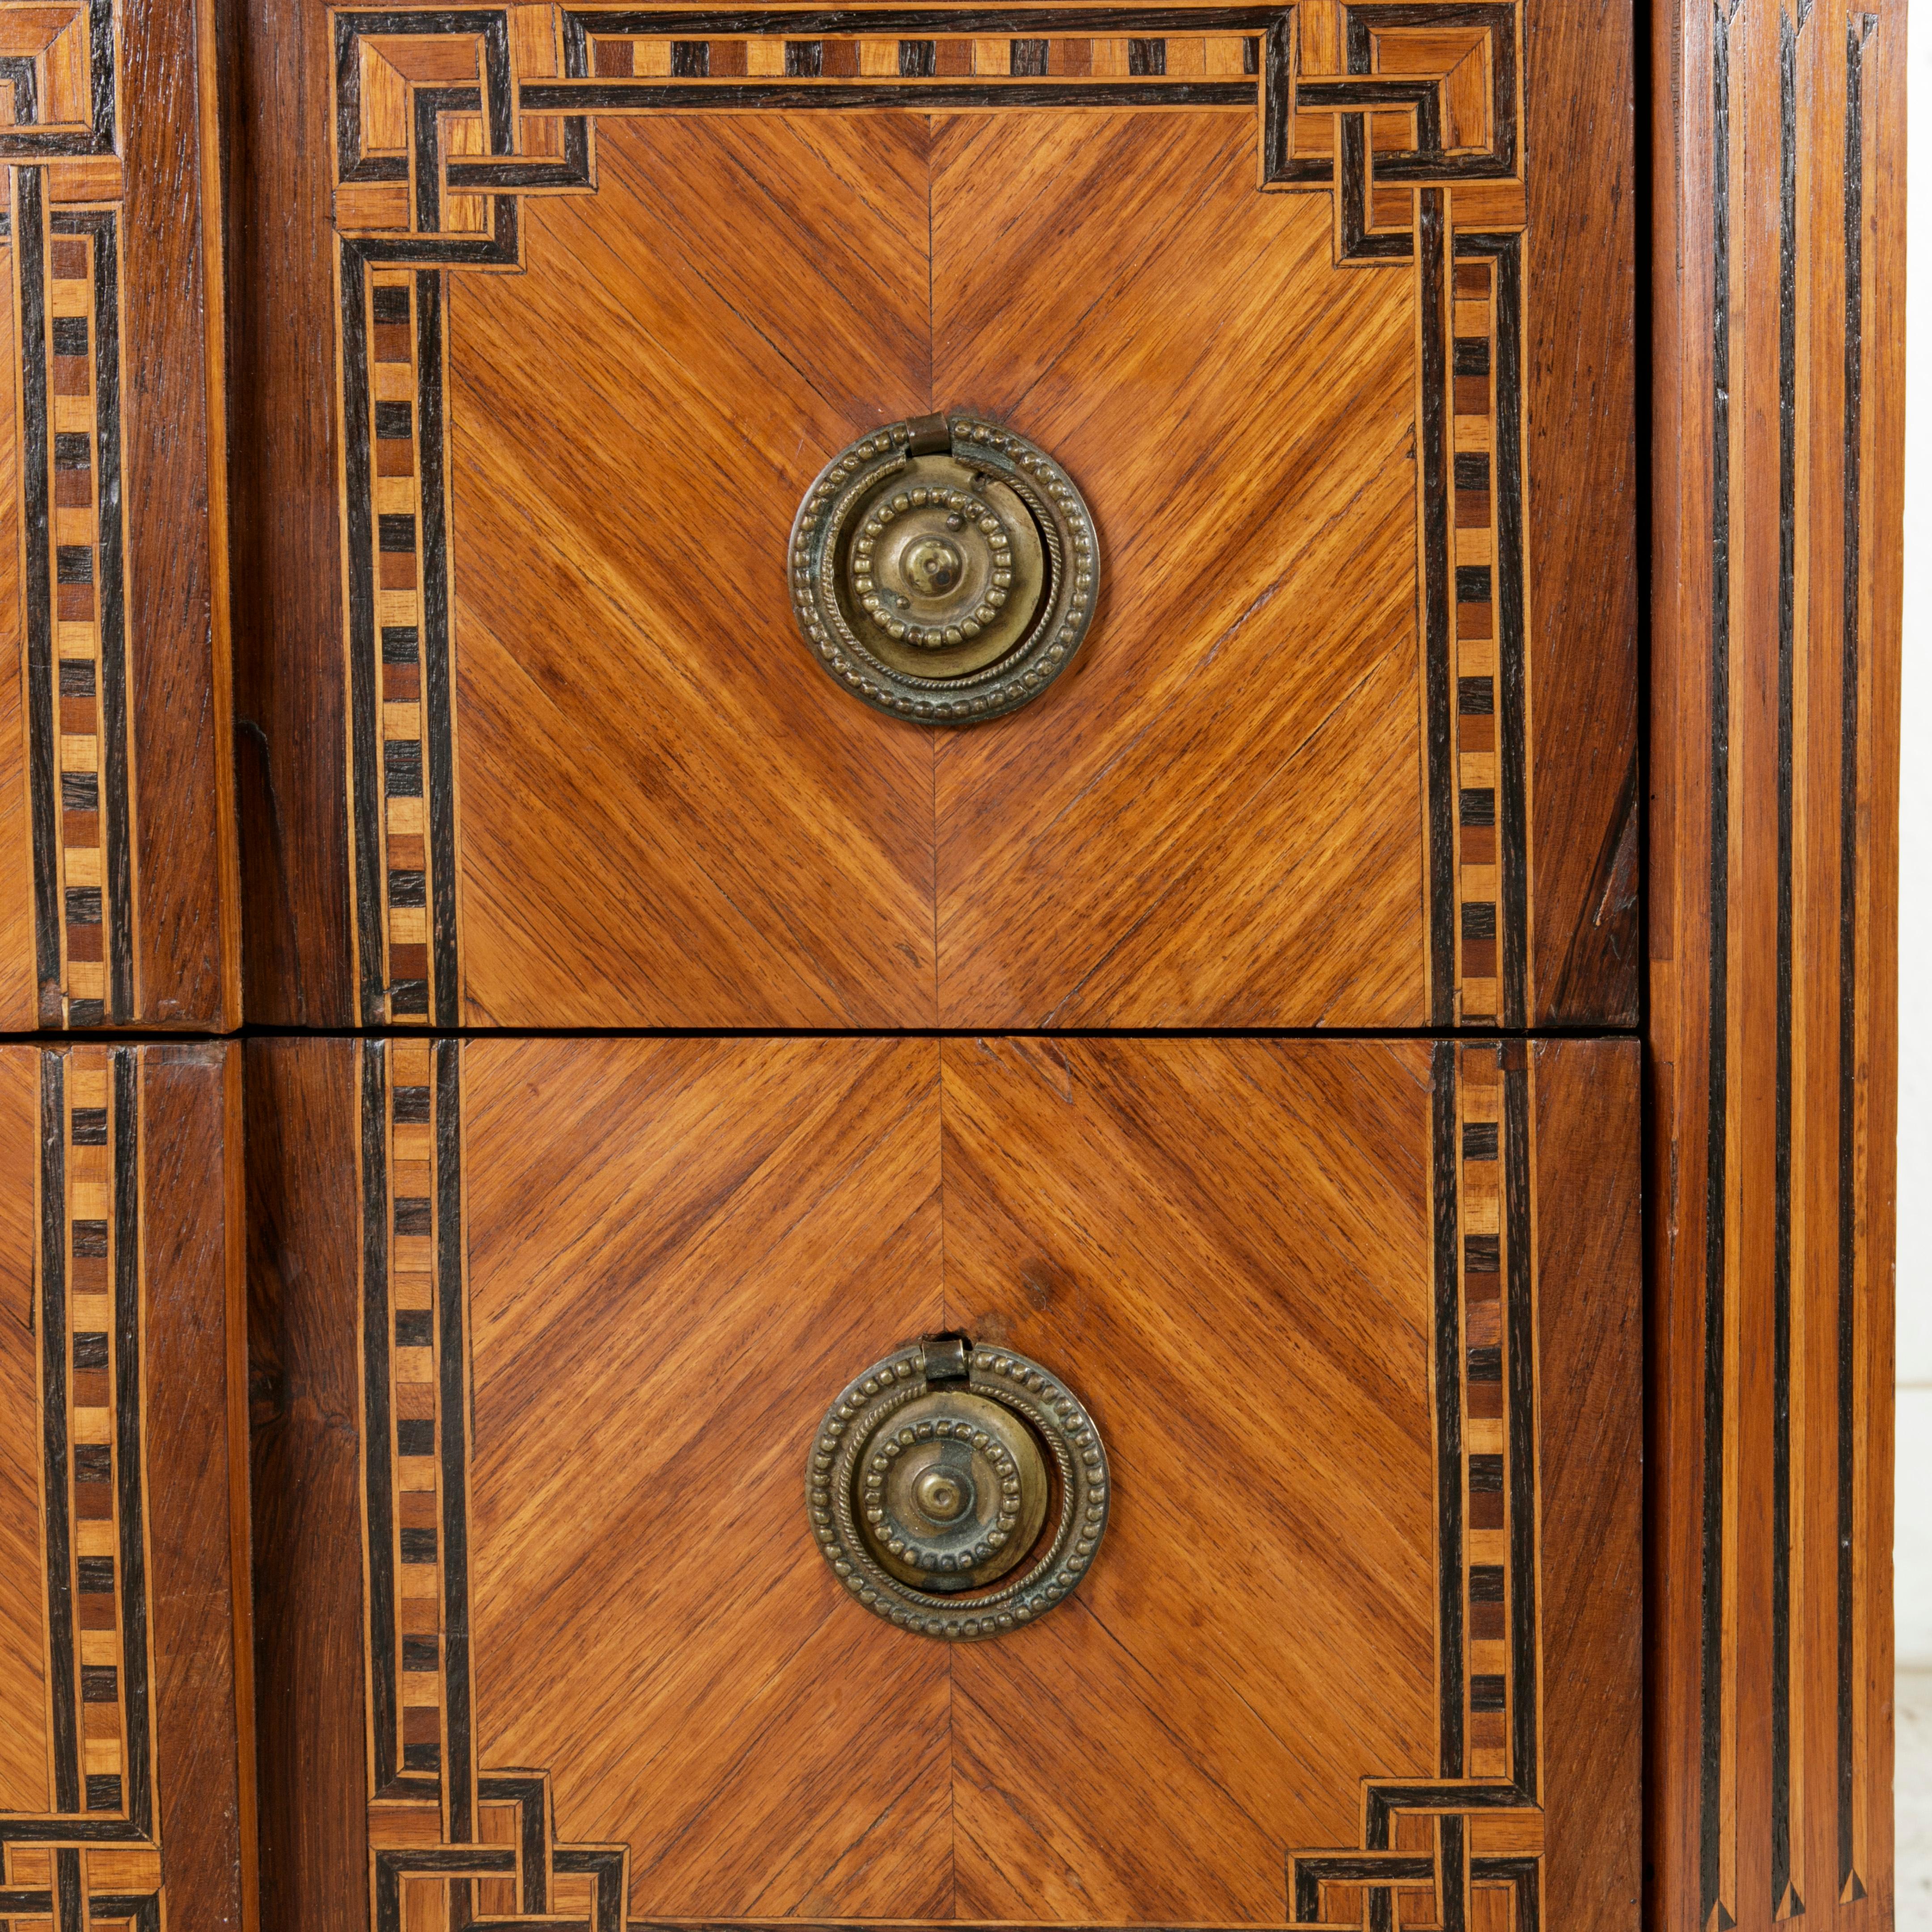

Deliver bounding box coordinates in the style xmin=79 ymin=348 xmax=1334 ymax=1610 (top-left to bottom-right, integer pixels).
xmin=327 ymin=1034 xmax=1581 ymax=1931
xmin=317 ymin=0 xmax=1553 ymax=1028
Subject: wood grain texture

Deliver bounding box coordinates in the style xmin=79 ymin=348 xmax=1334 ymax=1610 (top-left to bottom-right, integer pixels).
xmin=144 ymin=1044 xmax=253 ymax=1932
xmin=451 ymin=115 xmax=940 ymax=1027
xmin=1648 ymin=0 xmax=1902 ymax=1919
xmin=1533 ymin=1038 xmax=1640 ymax=1932
xmin=0 ymin=1046 xmax=46 ymax=1811
xmin=0 ymin=269 xmax=33 ymax=1032
xmin=121 ymin=0 xmax=240 ymax=1026
xmin=460 ymin=1035 xmax=1437 ymax=1922
xmin=928 ymin=117 xmax=1425 ymax=1028
xmin=245 ymin=1038 xmax=370 ymax=1932
xmin=465 ymin=1036 xmax=951 ymax=1915
xmin=227 ymin=0 xmax=353 ymax=1025
xmin=936 ymin=1036 xmax=1437 ymax=1918
xmin=1523 ymin=0 xmax=1638 ymax=1023
xmin=246 ymin=1030 xmax=1645 ymax=1924
xmin=446 ymin=106 xmax=1425 ymax=1029
xmin=235 ymin=0 xmax=1636 ymax=1031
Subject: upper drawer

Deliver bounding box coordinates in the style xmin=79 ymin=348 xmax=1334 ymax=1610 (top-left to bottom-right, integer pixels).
xmin=234 ymin=0 xmax=1635 ymax=1031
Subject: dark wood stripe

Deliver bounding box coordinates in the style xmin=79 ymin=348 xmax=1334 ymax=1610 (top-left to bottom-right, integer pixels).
xmin=1502 ymin=1042 xmax=1537 ymax=1799
xmin=519 ymin=77 xmax=1254 ymax=109
xmin=435 ymin=1036 xmax=475 ymax=1836
xmin=1440 ymin=1811 xmax=1467 ymax=1932
xmin=55 ymin=1846 xmax=81 ymax=1932
xmin=340 ymin=257 xmax=387 ymax=1025
xmin=1770 ymin=9 xmax=1800 ymax=1909
xmin=81 ymin=0 xmax=114 ymax=147
xmin=1260 ymin=8 xmax=1292 ymax=178
xmin=18 ymin=172 xmax=59 ymax=1020
xmin=1419 ymin=193 xmax=1455 ymax=1021
xmin=111 ymin=1047 xmax=152 ymax=1835
xmin=415 ymin=275 xmax=461 ymax=1029
xmin=1432 ymin=1040 xmax=1463 ymax=1775
xmin=0 ymin=1816 xmax=149 ymax=1846
xmin=1836 ymin=11 xmax=1873 ymax=1899
xmin=1699 ymin=3 xmax=1738 ymax=1920
xmin=565 ymin=4 xmax=1277 ymax=28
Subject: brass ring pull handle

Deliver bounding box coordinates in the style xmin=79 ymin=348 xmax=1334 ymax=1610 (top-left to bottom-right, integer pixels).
xmin=789 ymin=413 xmax=1099 ymax=724
xmin=808 ymin=1333 xmax=1110 ymax=1640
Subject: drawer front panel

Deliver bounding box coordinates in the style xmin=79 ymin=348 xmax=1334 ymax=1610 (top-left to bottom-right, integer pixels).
xmin=234 ymin=0 xmax=1636 ymax=1034
xmin=248 ymin=1032 xmax=1640 ymax=1930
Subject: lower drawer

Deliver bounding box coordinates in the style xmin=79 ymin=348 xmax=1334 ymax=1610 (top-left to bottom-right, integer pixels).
xmin=247 ymin=1034 xmax=1639 ymax=1932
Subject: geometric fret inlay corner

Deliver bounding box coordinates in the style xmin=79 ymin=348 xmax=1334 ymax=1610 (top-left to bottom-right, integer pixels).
xmin=360 ymin=1038 xmax=627 ymax=1932
xmin=2 ymin=1046 xmax=164 ymax=1932
xmin=331 ymin=0 xmax=1532 ymax=1032
xmin=1287 ymin=1041 xmax=1543 ymax=1928
xmin=0 ymin=0 xmax=133 ymax=1030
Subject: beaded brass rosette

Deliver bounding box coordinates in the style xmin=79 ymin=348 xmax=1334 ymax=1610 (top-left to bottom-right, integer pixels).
xmin=807 ymin=1336 xmax=1110 ymax=1641
xmin=788 ymin=412 xmax=1099 ymax=724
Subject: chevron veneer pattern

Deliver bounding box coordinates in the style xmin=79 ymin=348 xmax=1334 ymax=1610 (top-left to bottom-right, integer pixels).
xmin=339 ymin=1035 xmax=1559 ymax=1924
xmin=330 ymin=0 xmax=1532 ymax=1031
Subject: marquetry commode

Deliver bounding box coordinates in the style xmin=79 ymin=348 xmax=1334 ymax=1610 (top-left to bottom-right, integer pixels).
xmin=0 ymin=0 xmax=1904 ymax=1925
xmin=239 ymin=5 xmax=1655 ymax=1927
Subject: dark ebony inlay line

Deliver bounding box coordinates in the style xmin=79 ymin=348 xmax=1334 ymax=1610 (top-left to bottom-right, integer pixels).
xmin=1441 ymin=1811 xmax=1468 ymax=1932
xmin=1432 ymin=1039 xmax=1464 ymax=1775
xmin=435 ymin=1038 xmax=476 ymax=1838
xmin=519 ymin=76 xmax=1254 ymax=108
xmin=1419 ymin=192 xmax=1456 ymax=1021
xmin=341 ymin=253 xmax=387 ymax=1025
xmin=479 ymin=1774 xmax=551 ymax=1913
xmin=1837 ymin=11 xmax=1875 ymax=1901
xmin=1261 ymin=8 xmax=1293 ymax=179
xmin=39 ymin=1052 xmax=76 ymax=1811
xmin=56 ymin=1846 xmax=80 ymax=1932
xmin=1701 ymin=2 xmax=1740 ymax=1921
xmin=564 ymin=4 xmax=1276 ymax=29
xmin=110 ymin=1047 xmax=151 ymax=1835
xmin=551 ymin=1845 xmax=625 ymax=1932
xmin=55 ymin=211 xmax=131 ymax=1023
xmin=360 ymin=1041 xmax=406 ymax=1794
xmin=17 ymin=173 xmax=59 ymax=1020
xmin=1772 ymin=7 xmax=1802 ymax=1912
xmin=1503 ymin=1043 xmax=1538 ymax=1799
xmin=415 ymin=274 xmax=461 ymax=1029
